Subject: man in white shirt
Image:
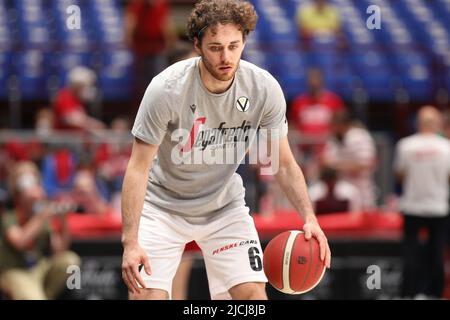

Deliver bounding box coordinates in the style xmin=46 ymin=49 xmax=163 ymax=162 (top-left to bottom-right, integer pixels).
xmin=394 ymin=105 xmax=450 ymax=299
xmin=322 ymin=111 xmax=377 ymax=211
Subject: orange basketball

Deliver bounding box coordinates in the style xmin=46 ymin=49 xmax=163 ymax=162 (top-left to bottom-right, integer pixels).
xmin=263 ymin=230 xmax=326 ymax=294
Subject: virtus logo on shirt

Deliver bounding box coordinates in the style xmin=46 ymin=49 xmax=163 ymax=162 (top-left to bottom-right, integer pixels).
xmin=236 ymin=96 xmax=250 ymax=112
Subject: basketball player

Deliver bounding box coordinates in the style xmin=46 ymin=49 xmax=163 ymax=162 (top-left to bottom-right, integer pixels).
xmin=121 ymin=0 xmax=331 ymax=300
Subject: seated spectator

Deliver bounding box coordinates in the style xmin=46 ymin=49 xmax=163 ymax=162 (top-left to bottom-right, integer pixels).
xmin=321 ymin=111 xmax=377 ymax=211
xmin=52 ymin=66 xmax=106 ymax=132
xmin=296 ymin=0 xmax=345 ymax=46
xmin=0 ymin=162 xmax=80 ymax=300
xmin=308 ymin=167 xmax=362 ymax=214
xmin=64 ymin=169 xmax=109 ymax=216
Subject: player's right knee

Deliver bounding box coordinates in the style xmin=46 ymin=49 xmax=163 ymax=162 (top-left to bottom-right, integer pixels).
xmin=129 ymin=288 xmax=169 ymax=300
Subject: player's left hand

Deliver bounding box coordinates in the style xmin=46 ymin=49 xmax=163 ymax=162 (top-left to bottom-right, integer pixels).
xmin=302 ymin=218 xmax=331 ymax=269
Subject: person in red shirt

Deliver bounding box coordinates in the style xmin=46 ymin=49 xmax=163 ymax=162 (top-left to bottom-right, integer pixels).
xmin=125 ymin=0 xmax=178 ymax=99
xmin=290 ymin=68 xmax=344 ymax=142
xmin=52 ymin=67 xmax=106 ymax=132
xmin=289 ymin=68 xmax=344 ymax=181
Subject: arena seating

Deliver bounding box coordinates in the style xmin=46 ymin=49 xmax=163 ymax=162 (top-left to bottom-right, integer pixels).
xmin=0 ymin=0 xmax=133 ymax=101
xmin=0 ymin=0 xmax=449 ymax=103
xmin=245 ymin=0 xmax=449 ymax=102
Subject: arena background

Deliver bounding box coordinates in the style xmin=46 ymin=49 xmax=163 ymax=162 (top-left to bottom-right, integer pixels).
xmin=0 ymin=0 xmax=449 ymax=300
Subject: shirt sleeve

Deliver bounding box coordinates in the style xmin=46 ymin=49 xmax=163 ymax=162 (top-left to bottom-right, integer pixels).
xmin=260 ymin=76 xmax=289 ymax=140
xmin=131 ymin=80 xmax=172 ymax=146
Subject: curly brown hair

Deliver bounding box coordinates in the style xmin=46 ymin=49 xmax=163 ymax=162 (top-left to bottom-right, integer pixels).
xmin=187 ymin=0 xmax=258 ymax=43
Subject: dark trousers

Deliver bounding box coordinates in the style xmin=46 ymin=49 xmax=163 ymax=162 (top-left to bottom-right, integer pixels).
xmin=401 ymin=214 xmax=448 ymax=298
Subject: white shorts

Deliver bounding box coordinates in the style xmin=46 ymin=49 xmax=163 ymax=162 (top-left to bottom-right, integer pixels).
xmin=138 ymin=203 xmax=268 ymax=299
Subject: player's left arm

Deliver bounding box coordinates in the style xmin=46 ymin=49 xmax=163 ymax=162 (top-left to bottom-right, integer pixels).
xmin=274 ymin=136 xmax=331 ymax=268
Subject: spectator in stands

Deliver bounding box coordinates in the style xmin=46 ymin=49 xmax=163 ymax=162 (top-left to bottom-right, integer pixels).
xmin=0 ymin=161 xmax=80 ymax=300
xmin=52 ymin=66 xmax=106 ymax=132
xmin=321 ymin=111 xmax=377 ymax=211
xmin=308 ymin=166 xmax=362 ymax=214
xmin=394 ymin=106 xmax=450 ymax=299
xmin=125 ymin=0 xmax=178 ymax=98
xmin=296 ymin=0 xmax=345 ymax=47
xmin=67 ymin=168 xmax=109 ymax=216
xmin=289 ymin=68 xmax=345 ymax=181
xmin=290 ymin=68 xmax=345 ymax=149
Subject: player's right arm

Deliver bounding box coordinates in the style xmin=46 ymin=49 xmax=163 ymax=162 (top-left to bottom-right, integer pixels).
xmin=121 ymin=137 xmax=158 ymax=294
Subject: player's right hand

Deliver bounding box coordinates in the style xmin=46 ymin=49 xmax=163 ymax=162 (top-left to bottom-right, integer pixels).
xmin=122 ymin=242 xmax=151 ymax=294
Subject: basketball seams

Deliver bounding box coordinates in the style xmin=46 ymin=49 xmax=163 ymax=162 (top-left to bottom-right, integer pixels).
xmin=265 ymin=230 xmax=326 ymax=295
xmin=281 ymin=231 xmax=292 ymax=293
xmin=282 ymin=230 xmax=300 ymax=294
xmin=297 ymin=237 xmax=313 ymax=292
xmin=276 ymin=232 xmax=290 ymax=291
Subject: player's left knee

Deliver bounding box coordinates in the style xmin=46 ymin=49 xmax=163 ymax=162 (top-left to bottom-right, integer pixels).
xmin=229 ymin=282 xmax=267 ymax=300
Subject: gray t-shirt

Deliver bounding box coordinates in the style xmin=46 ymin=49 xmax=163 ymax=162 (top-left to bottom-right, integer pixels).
xmin=132 ymin=57 xmax=288 ymax=217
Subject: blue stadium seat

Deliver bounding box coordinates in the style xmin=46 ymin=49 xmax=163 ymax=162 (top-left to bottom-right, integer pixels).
xmin=0 ymin=2 xmax=13 ymax=48
xmin=15 ymin=50 xmax=49 ymax=100
xmin=98 ymin=50 xmax=134 ymax=100
xmin=15 ymin=0 xmax=52 ymax=48
xmin=2 ymin=0 xmax=447 ymax=104
xmin=278 ymin=74 xmax=307 ymax=100
xmin=401 ymin=66 xmax=433 ymax=102
xmin=88 ymin=0 xmax=125 ymax=46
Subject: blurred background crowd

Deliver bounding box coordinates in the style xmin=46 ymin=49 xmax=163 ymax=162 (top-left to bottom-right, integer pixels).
xmin=1 ymin=0 xmax=450 ymax=300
